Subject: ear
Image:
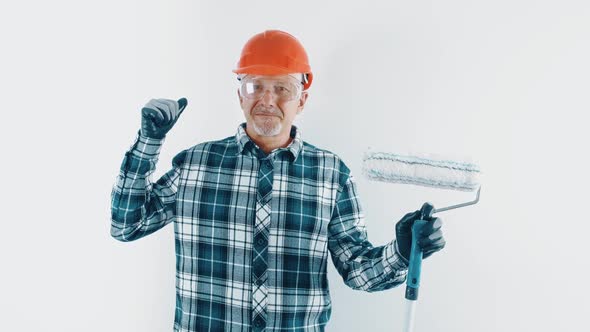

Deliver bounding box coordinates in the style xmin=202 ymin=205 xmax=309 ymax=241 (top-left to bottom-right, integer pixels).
xmin=237 ymin=88 xmax=243 ymax=105
xmin=297 ymin=91 xmax=309 ymax=113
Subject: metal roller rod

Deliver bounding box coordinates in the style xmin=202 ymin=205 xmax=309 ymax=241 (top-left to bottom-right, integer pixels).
xmin=433 ymin=187 xmax=481 ymax=214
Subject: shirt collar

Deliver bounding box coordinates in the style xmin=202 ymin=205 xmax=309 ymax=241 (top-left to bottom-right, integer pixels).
xmin=235 ymin=122 xmax=303 ymax=162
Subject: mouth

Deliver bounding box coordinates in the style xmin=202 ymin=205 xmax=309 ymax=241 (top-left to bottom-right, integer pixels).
xmin=254 ymin=113 xmax=280 ymax=118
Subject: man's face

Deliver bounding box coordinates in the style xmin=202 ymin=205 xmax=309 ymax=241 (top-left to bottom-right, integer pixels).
xmin=238 ymin=74 xmax=308 ymax=137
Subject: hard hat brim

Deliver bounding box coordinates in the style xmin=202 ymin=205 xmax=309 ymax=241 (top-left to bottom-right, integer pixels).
xmin=232 ymin=64 xmax=297 ymax=76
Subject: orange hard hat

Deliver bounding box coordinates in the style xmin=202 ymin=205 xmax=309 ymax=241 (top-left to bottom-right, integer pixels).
xmin=233 ymin=30 xmax=314 ymax=90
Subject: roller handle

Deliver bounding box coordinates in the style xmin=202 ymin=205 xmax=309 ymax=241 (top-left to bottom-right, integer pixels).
xmin=405 ymin=202 xmax=435 ymax=301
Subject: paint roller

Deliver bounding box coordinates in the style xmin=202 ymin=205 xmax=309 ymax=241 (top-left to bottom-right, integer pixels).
xmin=362 ymin=151 xmax=482 ymax=332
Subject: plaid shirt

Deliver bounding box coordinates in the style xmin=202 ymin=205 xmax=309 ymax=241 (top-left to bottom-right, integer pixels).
xmin=111 ymin=123 xmax=408 ymax=332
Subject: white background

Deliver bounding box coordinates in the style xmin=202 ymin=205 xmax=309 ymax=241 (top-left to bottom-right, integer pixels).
xmin=1 ymin=0 xmax=589 ymax=331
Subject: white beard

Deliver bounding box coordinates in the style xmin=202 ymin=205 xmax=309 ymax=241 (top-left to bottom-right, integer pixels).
xmin=252 ymin=118 xmax=282 ymax=136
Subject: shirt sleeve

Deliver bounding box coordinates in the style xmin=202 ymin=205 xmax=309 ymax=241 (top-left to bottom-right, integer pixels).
xmin=327 ymin=173 xmax=408 ymax=292
xmin=110 ymin=130 xmax=187 ymax=242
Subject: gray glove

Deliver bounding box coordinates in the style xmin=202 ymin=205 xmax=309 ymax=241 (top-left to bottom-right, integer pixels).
xmin=394 ymin=202 xmax=446 ymax=263
xmin=141 ymin=97 xmax=188 ymax=139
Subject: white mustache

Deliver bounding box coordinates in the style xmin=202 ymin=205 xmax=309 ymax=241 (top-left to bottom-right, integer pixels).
xmin=252 ymin=107 xmax=283 ymax=117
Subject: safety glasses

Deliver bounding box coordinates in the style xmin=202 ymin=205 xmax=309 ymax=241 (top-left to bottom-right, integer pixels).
xmin=238 ymin=75 xmax=303 ymax=102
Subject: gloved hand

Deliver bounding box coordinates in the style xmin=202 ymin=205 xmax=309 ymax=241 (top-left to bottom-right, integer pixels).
xmin=141 ymin=97 xmax=188 ymax=139
xmin=394 ymin=202 xmax=446 ymax=263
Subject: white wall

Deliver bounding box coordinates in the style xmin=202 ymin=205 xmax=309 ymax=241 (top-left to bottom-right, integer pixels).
xmin=2 ymin=0 xmax=589 ymax=331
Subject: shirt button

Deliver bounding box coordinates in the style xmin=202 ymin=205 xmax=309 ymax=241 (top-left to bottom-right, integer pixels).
xmin=257 ymin=238 xmax=266 ymax=246
xmin=256 ymin=278 xmax=263 ymax=286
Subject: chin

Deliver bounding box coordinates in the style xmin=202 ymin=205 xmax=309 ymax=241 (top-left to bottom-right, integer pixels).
xmin=252 ymin=119 xmax=282 ymax=137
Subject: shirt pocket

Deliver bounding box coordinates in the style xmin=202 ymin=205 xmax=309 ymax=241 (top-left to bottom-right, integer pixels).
xmin=282 ymin=178 xmax=337 ymax=252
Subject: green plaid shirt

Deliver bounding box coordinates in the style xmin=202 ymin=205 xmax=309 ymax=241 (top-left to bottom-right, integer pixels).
xmin=111 ymin=123 xmax=408 ymax=332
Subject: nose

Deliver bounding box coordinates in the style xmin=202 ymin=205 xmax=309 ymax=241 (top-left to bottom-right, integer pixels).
xmin=259 ymin=89 xmax=276 ymax=106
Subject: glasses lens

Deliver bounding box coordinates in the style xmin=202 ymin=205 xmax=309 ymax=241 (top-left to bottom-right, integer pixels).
xmin=240 ymin=77 xmax=301 ymax=101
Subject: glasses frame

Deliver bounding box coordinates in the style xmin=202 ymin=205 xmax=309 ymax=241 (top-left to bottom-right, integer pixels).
xmin=237 ymin=75 xmax=304 ymax=102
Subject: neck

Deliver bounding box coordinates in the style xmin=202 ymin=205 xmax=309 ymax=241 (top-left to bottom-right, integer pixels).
xmin=245 ymin=124 xmax=293 ymax=155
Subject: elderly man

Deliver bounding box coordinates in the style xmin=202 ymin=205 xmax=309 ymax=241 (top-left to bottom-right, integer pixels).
xmin=111 ymin=30 xmax=445 ymax=332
